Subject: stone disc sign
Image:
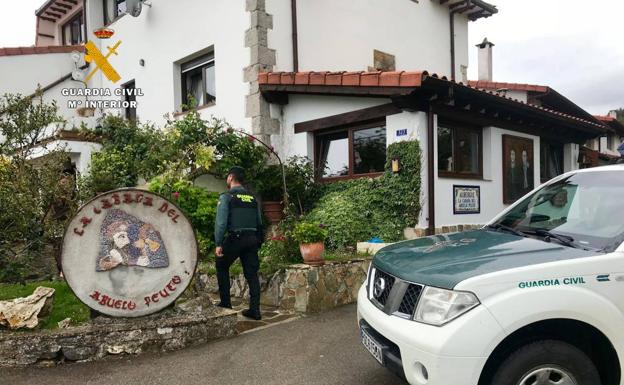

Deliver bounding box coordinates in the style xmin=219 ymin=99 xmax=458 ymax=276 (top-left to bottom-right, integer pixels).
xmin=62 ymin=189 xmax=198 ymax=317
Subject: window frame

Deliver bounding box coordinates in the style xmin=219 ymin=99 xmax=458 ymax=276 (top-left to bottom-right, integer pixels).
xmin=437 ymin=121 xmax=483 ymax=180
xmin=122 ymin=80 xmax=137 ymax=122
xmin=61 ymin=11 xmax=85 ymax=45
xmin=180 ymin=53 xmax=216 ymax=111
xmin=540 ymin=141 xmax=564 ymax=184
xmin=314 ymin=120 xmax=387 ymax=182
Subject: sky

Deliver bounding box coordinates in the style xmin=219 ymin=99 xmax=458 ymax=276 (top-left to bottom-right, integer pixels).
xmin=1 ymin=0 xmax=622 ymax=115
xmin=468 ymin=0 xmax=624 ymax=115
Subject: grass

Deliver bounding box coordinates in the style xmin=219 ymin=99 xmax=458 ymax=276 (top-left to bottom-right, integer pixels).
xmin=0 ymin=281 xmax=90 ymax=330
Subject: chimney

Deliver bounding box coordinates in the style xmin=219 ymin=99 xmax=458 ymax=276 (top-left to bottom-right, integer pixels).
xmin=476 ymin=38 xmax=494 ymax=82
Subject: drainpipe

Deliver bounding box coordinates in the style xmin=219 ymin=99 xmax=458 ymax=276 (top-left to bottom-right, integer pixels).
xmin=427 ymin=104 xmax=436 ymax=235
xmin=449 ymin=0 xmax=470 ymax=81
xmin=291 ymin=0 xmax=299 ymax=72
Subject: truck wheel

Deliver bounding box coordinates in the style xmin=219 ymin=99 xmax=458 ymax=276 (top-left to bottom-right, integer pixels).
xmin=490 ymin=340 xmax=601 ymax=385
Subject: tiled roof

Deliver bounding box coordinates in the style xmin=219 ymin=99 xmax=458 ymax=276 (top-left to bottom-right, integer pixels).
xmin=0 ymin=45 xmax=84 ymax=57
xmin=595 ymin=115 xmax=617 ymax=122
xmin=595 ymin=115 xmax=624 ymax=135
xmin=259 ymin=70 xmax=605 ymax=130
xmin=467 ymin=80 xmax=548 ymax=93
xmin=259 ymin=71 xmax=429 ymax=87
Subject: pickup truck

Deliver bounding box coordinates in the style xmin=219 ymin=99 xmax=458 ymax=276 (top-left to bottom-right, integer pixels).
xmin=357 ymin=165 xmax=624 ymax=385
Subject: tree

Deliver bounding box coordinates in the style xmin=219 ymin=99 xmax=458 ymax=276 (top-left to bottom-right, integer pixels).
xmin=0 ymin=92 xmax=77 ymax=283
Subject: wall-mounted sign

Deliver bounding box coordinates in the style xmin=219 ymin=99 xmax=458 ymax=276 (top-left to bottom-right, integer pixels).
xmin=396 ymin=129 xmax=408 ymax=137
xmin=61 ymin=189 xmax=198 ymax=317
xmin=453 ymin=185 xmax=481 ymax=215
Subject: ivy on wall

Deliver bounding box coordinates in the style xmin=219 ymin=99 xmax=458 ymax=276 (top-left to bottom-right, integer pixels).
xmin=307 ymin=140 xmax=422 ymax=249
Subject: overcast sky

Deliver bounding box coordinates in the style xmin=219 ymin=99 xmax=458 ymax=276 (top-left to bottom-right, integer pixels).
xmin=1 ymin=0 xmax=622 ymax=114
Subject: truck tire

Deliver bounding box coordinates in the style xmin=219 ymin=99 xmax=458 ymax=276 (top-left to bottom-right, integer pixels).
xmin=490 ymin=340 xmax=601 ymax=385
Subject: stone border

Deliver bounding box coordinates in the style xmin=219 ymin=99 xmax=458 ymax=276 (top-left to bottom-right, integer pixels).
xmin=199 ymin=259 xmax=372 ymax=314
xmin=244 ymin=0 xmax=280 ymax=143
xmin=0 ymin=306 xmax=237 ymax=367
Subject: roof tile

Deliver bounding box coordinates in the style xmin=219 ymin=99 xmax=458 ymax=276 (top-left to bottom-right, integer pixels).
xmin=280 ymin=72 xmax=295 ymax=85
xmin=325 ymin=72 xmax=345 ymax=86
xmin=360 ymin=71 xmax=381 ymax=86
xmin=309 ymin=71 xmax=328 ymax=85
xmin=342 ymin=72 xmax=363 ymax=86
xmin=294 ymin=72 xmax=310 ymax=85
xmin=379 ymin=71 xmax=401 ymax=87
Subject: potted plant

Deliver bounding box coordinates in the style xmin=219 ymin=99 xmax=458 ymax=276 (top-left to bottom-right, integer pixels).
xmin=293 ymin=222 xmax=328 ymax=266
xmin=255 ymin=165 xmax=285 ymax=224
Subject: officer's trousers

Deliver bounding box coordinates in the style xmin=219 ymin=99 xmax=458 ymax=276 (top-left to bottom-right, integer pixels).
xmin=216 ymin=233 xmax=261 ymax=312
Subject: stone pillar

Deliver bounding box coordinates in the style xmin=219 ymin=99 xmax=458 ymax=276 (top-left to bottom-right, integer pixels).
xmin=244 ymin=0 xmax=280 ymax=144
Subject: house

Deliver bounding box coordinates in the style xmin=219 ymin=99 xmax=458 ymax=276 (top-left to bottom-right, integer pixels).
xmin=0 ymin=0 xmax=616 ymax=234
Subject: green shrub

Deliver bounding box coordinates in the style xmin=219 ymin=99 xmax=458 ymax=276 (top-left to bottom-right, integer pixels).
xmin=149 ymin=179 xmax=219 ymax=260
xmin=307 ymin=140 xmax=421 ymax=249
xmin=292 ymin=222 xmax=328 ymax=244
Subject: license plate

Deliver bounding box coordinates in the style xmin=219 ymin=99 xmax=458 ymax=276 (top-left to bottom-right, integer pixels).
xmin=361 ymin=327 xmax=384 ymax=365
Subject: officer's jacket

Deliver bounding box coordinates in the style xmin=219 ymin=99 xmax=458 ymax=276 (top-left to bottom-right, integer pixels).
xmin=214 ymin=186 xmax=263 ymax=247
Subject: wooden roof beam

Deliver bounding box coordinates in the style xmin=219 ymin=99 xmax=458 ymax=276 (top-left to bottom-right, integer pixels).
xmin=50 ymin=6 xmax=67 ymax=14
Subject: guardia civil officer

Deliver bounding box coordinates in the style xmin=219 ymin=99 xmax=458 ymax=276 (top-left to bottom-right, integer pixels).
xmin=214 ymin=166 xmax=264 ymax=320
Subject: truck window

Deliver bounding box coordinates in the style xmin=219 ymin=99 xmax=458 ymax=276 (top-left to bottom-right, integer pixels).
xmin=494 ymin=170 xmax=624 ymax=252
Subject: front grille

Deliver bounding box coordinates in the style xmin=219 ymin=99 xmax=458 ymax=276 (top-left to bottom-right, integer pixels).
xmin=372 ymin=270 xmax=395 ymax=306
xmin=369 ymin=267 xmax=424 ymax=319
xmin=397 ymin=283 xmax=423 ymax=316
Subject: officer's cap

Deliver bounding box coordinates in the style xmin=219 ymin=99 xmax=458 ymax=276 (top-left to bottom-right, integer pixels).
xmin=227 ymin=166 xmax=246 ymax=182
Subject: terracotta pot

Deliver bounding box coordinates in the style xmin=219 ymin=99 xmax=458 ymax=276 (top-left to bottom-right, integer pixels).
xmin=299 ymin=242 xmax=325 ymax=266
xmin=262 ymin=201 xmax=284 ymax=224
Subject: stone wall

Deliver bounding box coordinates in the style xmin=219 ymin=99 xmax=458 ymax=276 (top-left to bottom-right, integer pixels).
xmin=200 ymin=259 xmax=371 ymax=314
xmin=0 ymin=304 xmax=237 ymax=367
xmin=244 ymin=0 xmax=280 ymax=143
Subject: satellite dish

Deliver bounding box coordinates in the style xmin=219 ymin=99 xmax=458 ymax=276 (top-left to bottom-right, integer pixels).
xmin=70 ymin=50 xmax=82 ymax=64
xmin=72 ymin=70 xmax=85 ymax=82
xmin=126 ymin=0 xmax=143 ymax=17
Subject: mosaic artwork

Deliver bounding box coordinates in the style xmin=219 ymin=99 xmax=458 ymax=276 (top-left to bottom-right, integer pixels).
xmin=96 ymin=209 xmax=169 ymax=272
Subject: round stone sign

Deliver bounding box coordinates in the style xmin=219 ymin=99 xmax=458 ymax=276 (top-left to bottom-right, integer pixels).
xmin=61 ymin=189 xmax=198 ymax=317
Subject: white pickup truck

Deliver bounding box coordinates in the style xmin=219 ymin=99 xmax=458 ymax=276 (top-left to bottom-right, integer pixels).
xmin=357 ymin=165 xmax=624 ymax=385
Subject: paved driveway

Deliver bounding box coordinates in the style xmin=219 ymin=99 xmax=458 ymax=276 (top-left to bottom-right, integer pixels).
xmin=3 ymin=304 xmax=405 ymax=385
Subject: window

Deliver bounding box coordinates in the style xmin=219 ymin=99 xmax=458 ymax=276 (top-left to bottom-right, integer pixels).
xmin=62 ymin=12 xmax=84 ymax=45
xmin=181 ymin=53 xmax=216 ymax=109
xmin=122 ymin=80 xmax=137 ymax=121
xmin=315 ymin=121 xmax=386 ymax=179
xmin=540 ymin=142 xmax=563 ymax=183
xmin=104 ymin=0 xmax=127 ymax=24
xmin=438 ymin=123 xmax=482 ymax=178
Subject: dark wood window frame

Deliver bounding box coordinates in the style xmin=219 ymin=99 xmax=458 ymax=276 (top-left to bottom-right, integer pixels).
xmin=122 ymin=79 xmax=137 ymax=122
xmin=437 ymin=120 xmax=484 ymax=180
xmin=314 ymin=119 xmax=387 ymax=182
xmin=180 ymin=53 xmax=216 ymax=111
xmin=61 ymin=11 xmax=85 ymax=45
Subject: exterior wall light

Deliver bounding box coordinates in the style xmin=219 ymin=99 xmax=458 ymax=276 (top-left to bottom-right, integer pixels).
xmin=392 ymin=157 xmax=401 ymax=173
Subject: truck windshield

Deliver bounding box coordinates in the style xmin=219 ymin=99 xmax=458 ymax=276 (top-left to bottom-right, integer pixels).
xmin=492 ymin=170 xmax=624 ymax=252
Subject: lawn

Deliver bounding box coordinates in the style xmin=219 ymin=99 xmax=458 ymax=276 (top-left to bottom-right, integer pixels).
xmin=0 ymin=281 xmax=90 ymax=330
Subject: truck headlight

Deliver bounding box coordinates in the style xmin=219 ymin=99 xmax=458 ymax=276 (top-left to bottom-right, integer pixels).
xmin=414 ymin=287 xmax=480 ymax=326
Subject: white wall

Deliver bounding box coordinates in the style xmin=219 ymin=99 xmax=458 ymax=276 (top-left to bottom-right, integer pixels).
xmin=267 ymin=0 xmax=468 ymax=77
xmin=0 ymin=53 xmax=75 ymax=96
xmin=276 ymin=94 xmax=392 ymax=159
xmin=435 ymin=125 xmax=541 ymax=227
xmin=28 ymin=139 xmax=102 ymax=175
xmin=83 ymin=0 xmax=250 ymax=130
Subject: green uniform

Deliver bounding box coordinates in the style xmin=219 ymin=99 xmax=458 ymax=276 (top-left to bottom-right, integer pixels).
xmin=214 ymin=186 xmax=264 ymax=313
